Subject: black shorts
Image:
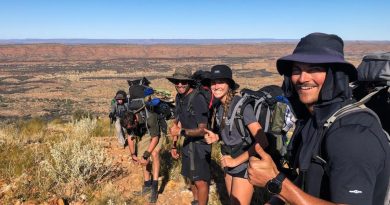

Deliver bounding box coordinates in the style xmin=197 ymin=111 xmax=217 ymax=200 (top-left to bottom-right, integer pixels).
xmin=181 ymin=141 xmax=211 ymax=181
xmin=227 ymin=168 xmax=248 ymax=179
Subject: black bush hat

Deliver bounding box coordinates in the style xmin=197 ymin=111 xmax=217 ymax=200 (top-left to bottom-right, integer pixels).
xmin=210 ymin=65 xmax=239 ymax=89
xmin=277 ymin=32 xmax=357 ymax=81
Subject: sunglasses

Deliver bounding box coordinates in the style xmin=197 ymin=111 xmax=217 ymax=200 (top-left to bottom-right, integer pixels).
xmin=173 ymin=80 xmax=189 ymax=85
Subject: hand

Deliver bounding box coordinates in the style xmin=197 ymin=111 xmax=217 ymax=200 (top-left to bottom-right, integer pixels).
xmin=170 ymin=124 xmax=181 ymax=137
xmin=220 ymin=155 xmax=238 ymax=168
xmin=139 ymin=158 xmax=149 ymax=166
xmin=131 ymin=154 xmax=139 ymax=164
xmin=247 ymin=143 xmax=279 ymax=187
xmin=204 ymin=128 xmax=219 ymax=144
xmin=170 ymin=148 xmax=180 ymax=159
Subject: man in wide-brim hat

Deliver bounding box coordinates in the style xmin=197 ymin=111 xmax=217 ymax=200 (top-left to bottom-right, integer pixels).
xmin=167 ymin=67 xmax=211 ymax=205
xmin=247 ymin=33 xmax=390 ymax=205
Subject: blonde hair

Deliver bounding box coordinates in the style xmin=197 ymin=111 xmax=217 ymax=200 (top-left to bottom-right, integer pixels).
xmin=219 ymin=89 xmax=236 ymax=130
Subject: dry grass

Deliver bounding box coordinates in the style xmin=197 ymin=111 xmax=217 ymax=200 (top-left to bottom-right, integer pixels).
xmin=0 ymin=117 xmax=123 ymax=204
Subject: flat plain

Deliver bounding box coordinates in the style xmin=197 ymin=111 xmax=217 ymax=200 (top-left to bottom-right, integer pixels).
xmin=2 ymin=42 xmax=389 ymax=121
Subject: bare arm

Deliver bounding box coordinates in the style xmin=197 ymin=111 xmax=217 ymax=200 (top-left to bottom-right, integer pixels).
xmin=128 ymin=136 xmax=138 ymax=162
xmin=222 ymin=122 xmax=268 ymax=167
xmin=146 ymin=136 xmax=159 ymax=153
xmin=171 ymin=122 xmax=207 ymax=138
xmin=247 ymin=122 xmax=268 ymax=149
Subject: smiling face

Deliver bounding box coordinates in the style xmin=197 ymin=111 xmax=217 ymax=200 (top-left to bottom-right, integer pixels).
xmin=173 ymin=80 xmax=191 ymax=95
xmin=211 ymin=79 xmax=230 ymax=103
xmin=116 ymin=99 xmax=124 ymax=104
xmin=291 ymin=62 xmax=327 ymax=112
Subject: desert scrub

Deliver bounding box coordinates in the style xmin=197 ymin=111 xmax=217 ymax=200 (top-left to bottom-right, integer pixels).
xmin=40 ymin=117 xmax=122 ymax=200
xmin=0 ymin=118 xmax=48 ymax=145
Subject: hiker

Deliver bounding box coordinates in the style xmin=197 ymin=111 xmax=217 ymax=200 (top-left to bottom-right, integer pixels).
xmin=203 ymin=65 xmax=269 ymax=205
xmin=109 ymin=90 xmax=128 ymax=148
xmin=127 ymin=86 xmax=162 ymax=203
xmin=247 ymin=33 xmax=390 ymax=205
xmin=167 ymin=67 xmax=211 ymax=205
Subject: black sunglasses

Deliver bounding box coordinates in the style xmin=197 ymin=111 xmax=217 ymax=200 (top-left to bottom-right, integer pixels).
xmin=173 ymin=80 xmax=189 ymax=85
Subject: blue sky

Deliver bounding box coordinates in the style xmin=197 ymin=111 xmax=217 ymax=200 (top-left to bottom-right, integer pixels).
xmin=1 ymin=0 xmax=389 ymax=40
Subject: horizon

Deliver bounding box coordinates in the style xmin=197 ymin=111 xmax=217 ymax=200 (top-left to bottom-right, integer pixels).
xmin=1 ymin=38 xmax=389 ymax=46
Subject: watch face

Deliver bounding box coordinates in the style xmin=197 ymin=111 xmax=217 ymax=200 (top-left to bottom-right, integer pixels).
xmin=267 ymin=180 xmax=281 ymax=194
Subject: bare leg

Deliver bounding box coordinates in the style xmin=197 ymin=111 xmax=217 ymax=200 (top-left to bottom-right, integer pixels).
xmin=225 ymin=173 xmax=233 ymax=196
xmin=194 ymin=180 xmax=209 ymax=205
xmin=190 ymin=180 xmax=198 ymax=201
xmin=151 ymin=147 xmax=160 ymax=181
xmin=230 ymin=176 xmax=254 ymax=205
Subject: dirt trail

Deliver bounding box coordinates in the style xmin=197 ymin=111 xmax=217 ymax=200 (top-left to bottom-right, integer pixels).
xmin=99 ymin=136 xmax=194 ymax=205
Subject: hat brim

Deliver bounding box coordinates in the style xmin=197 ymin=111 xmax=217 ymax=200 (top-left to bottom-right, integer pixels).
xmin=167 ymin=77 xmax=194 ymax=84
xmin=277 ymin=53 xmax=357 ymax=81
xmin=210 ymin=77 xmax=240 ymax=90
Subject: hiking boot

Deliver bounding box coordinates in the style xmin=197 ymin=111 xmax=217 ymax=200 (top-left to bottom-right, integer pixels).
xmin=191 ymin=200 xmax=199 ymax=205
xmin=133 ymin=185 xmax=151 ymax=196
xmin=149 ymin=186 xmax=158 ymax=203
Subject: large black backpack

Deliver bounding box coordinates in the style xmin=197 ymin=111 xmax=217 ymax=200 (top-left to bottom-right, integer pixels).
xmin=352 ymin=52 xmax=390 ymax=134
xmin=191 ymin=70 xmax=214 ymax=110
xmin=229 ymin=85 xmax=295 ymax=168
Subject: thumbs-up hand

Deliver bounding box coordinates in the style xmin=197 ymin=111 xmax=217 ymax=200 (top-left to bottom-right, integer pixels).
xmin=204 ymin=128 xmax=219 ymax=144
xmin=170 ymin=124 xmax=181 ymax=137
xmin=248 ymin=143 xmax=279 ymax=187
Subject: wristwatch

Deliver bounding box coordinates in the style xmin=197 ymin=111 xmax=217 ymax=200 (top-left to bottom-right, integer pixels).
xmin=142 ymin=151 xmax=151 ymax=160
xmin=180 ymin=128 xmax=186 ymax=136
xmin=266 ymin=172 xmax=286 ymax=195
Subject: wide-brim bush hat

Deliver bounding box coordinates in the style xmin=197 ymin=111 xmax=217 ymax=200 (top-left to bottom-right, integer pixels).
xmin=167 ymin=67 xmax=195 ymax=84
xmin=210 ymin=65 xmax=240 ymax=90
xmin=276 ymin=32 xmax=357 ymax=81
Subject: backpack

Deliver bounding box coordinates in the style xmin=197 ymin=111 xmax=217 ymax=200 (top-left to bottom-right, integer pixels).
xmin=147 ymin=98 xmax=175 ymax=135
xmin=229 ymin=85 xmax=296 ymax=168
xmin=150 ymin=98 xmax=175 ymax=120
xmin=191 ymin=70 xmax=214 ymax=109
xmin=127 ymin=77 xmax=151 ymax=87
xmin=352 ymin=52 xmax=390 ymax=134
xmin=127 ymin=84 xmax=173 ymax=136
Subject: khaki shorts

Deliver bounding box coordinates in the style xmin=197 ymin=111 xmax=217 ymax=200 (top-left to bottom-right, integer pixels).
xmin=136 ymin=134 xmax=164 ymax=158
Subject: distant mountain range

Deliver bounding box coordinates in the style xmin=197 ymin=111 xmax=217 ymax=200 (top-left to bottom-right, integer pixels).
xmin=0 ymin=39 xmax=300 ymax=45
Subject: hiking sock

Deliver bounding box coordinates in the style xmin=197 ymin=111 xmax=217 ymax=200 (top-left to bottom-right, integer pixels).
xmin=149 ymin=180 xmax=158 ymax=203
xmin=145 ymin=180 xmax=152 ymax=187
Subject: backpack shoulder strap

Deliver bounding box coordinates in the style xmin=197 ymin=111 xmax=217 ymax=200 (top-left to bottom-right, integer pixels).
xmin=316 ymin=88 xmax=390 ymax=169
xmin=325 ymin=86 xmax=388 ymax=129
xmin=228 ymin=95 xmax=247 ymax=136
xmin=187 ymin=89 xmax=199 ymax=115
